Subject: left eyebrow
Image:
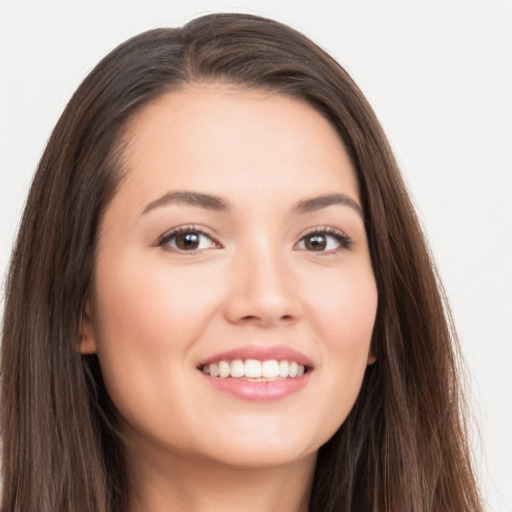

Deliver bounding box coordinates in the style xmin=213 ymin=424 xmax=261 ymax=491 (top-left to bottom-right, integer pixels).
xmin=294 ymin=193 xmax=363 ymax=218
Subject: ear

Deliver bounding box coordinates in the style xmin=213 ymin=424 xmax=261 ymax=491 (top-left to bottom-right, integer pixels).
xmin=78 ymin=301 xmax=98 ymax=355
xmin=367 ymin=347 xmax=376 ymax=366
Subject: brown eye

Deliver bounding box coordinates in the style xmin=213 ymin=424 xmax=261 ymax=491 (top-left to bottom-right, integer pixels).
xmin=296 ymin=229 xmax=352 ymax=252
xmin=159 ymin=228 xmax=219 ymax=252
xmin=304 ymin=234 xmax=327 ymax=251
xmin=175 ymin=232 xmax=200 ymax=250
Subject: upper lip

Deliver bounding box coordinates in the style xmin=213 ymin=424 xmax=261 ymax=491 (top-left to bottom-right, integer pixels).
xmin=198 ymin=344 xmax=313 ymax=368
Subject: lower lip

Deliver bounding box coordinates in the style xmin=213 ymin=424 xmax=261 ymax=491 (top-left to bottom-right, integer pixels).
xmin=200 ymin=372 xmax=311 ymax=401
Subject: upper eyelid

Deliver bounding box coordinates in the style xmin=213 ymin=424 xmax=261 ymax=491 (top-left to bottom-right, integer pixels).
xmin=157 ymin=225 xmax=221 ymax=246
xmin=295 ymin=226 xmax=354 ymax=251
xmin=297 ymin=225 xmax=351 ymax=239
xmin=155 ymin=224 xmax=352 ymax=247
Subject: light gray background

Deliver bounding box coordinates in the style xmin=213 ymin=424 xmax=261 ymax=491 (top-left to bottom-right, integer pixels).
xmin=1 ymin=1 xmax=511 ymax=510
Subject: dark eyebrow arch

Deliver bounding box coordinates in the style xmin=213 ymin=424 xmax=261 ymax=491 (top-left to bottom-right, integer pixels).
xmin=295 ymin=193 xmax=363 ymax=218
xmin=142 ymin=191 xmax=229 ymax=214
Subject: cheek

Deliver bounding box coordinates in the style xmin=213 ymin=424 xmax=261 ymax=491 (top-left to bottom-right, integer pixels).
xmin=303 ymin=265 xmax=377 ymax=431
xmin=306 ymin=264 xmax=378 ymax=348
xmin=93 ymin=251 xmax=218 ymax=347
xmin=89 ymin=253 xmax=220 ymax=413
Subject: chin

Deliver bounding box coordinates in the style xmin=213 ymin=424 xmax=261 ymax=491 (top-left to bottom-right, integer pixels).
xmin=189 ymin=416 xmax=335 ymax=470
xmin=203 ymin=442 xmax=316 ymax=470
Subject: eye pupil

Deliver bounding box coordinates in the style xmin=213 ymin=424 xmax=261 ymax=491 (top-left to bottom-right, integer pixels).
xmin=305 ymin=234 xmax=327 ymax=251
xmin=176 ymin=232 xmax=200 ymax=250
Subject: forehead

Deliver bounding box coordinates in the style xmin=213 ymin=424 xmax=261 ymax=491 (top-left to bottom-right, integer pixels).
xmin=117 ymin=85 xmax=359 ymax=211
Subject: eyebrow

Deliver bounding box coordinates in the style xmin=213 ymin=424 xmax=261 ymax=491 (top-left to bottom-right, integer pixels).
xmin=141 ymin=190 xmax=362 ymax=218
xmin=295 ymin=193 xmax=363 ymax=217
xmin=142 ymin=191 xmax=229 ymax=214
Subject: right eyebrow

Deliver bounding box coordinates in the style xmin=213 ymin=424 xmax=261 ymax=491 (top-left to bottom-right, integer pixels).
xmin=141 ymin=191 xmax=230 ymax=215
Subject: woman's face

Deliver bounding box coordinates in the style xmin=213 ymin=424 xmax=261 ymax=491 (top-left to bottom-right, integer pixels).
xmin=83 ymin=86 xmax=378 ymax=470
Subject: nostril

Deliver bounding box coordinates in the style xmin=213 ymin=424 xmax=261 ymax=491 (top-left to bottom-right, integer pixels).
xmin=240 ymin=315 xmax=259 ymax=322
xmin=223 ymin=290 xmax=302 ymax=326
xmin=240 ymin=314 xmax=295 ymax=323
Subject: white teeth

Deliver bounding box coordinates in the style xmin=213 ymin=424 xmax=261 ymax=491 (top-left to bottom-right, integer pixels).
xmin=262 ymin=360 xmax=279 ymax=378
xmin=218 ymin=360 xmax=230 ymax=378
xmin=210 ymin=362 xmax=219 ymax=378
xmin=244 ymin=359 xmax=262 ymax=378
xmin=278 ymin=360 xmax=289 ymax=377
xmin=230 ymin=359 xmax=245 ymax=378
xmin=201 ymin=359 xmax=308 ymax=380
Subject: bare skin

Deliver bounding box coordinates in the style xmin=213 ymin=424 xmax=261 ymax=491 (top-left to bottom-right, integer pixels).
xmin=126 ymin=443 xmax=315 ymax=512
xmin=82 ymin=85 xmax=377 ymax=511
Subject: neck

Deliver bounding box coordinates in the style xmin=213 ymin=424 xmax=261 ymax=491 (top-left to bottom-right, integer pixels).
xmin=125 ymin=443 xmax=316 ymax=512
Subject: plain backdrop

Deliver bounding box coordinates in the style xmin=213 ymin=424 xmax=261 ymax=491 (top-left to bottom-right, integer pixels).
xmin=1 ymin=1 xmax=511 ymax=510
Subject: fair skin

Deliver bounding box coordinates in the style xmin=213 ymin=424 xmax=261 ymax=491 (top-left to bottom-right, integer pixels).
xmin=81 ymin=85 xmax=378 ymax=512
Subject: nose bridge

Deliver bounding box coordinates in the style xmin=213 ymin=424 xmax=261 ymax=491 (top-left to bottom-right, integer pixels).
xmin=224 ymin=233 xmax=300 ymax=325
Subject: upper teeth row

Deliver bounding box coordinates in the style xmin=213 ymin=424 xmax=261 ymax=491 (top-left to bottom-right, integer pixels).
xmin=201 ymin=359 xmax=306 ymax=379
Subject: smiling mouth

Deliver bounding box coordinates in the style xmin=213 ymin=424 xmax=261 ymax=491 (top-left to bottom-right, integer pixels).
xmin=199 ymin=359 xmax=309 ymax=381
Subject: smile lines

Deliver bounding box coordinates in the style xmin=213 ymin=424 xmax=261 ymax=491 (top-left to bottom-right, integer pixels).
xmin=200 ymin=359 xmax=307 ymax=380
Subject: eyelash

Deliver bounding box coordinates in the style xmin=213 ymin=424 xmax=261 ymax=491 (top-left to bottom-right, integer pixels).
xmin=296 ymin=226 xmax=353 ymax=253
xmin=157 ymin=225 xmax=221 ymax=252
xmin=156 ymin=225 xmax=353 ymax=253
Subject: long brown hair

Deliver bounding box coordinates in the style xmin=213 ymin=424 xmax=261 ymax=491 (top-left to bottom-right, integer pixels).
xmin=1 ymin=13 xmax=482 ymax=512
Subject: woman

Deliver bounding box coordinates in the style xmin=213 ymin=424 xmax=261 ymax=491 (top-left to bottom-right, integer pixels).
xmin=1 ymin=12 xmax=483 ymax=512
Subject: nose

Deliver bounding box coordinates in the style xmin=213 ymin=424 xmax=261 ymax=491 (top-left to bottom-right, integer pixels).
xmin=223 ymin=242 xmax=302 ymax=327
